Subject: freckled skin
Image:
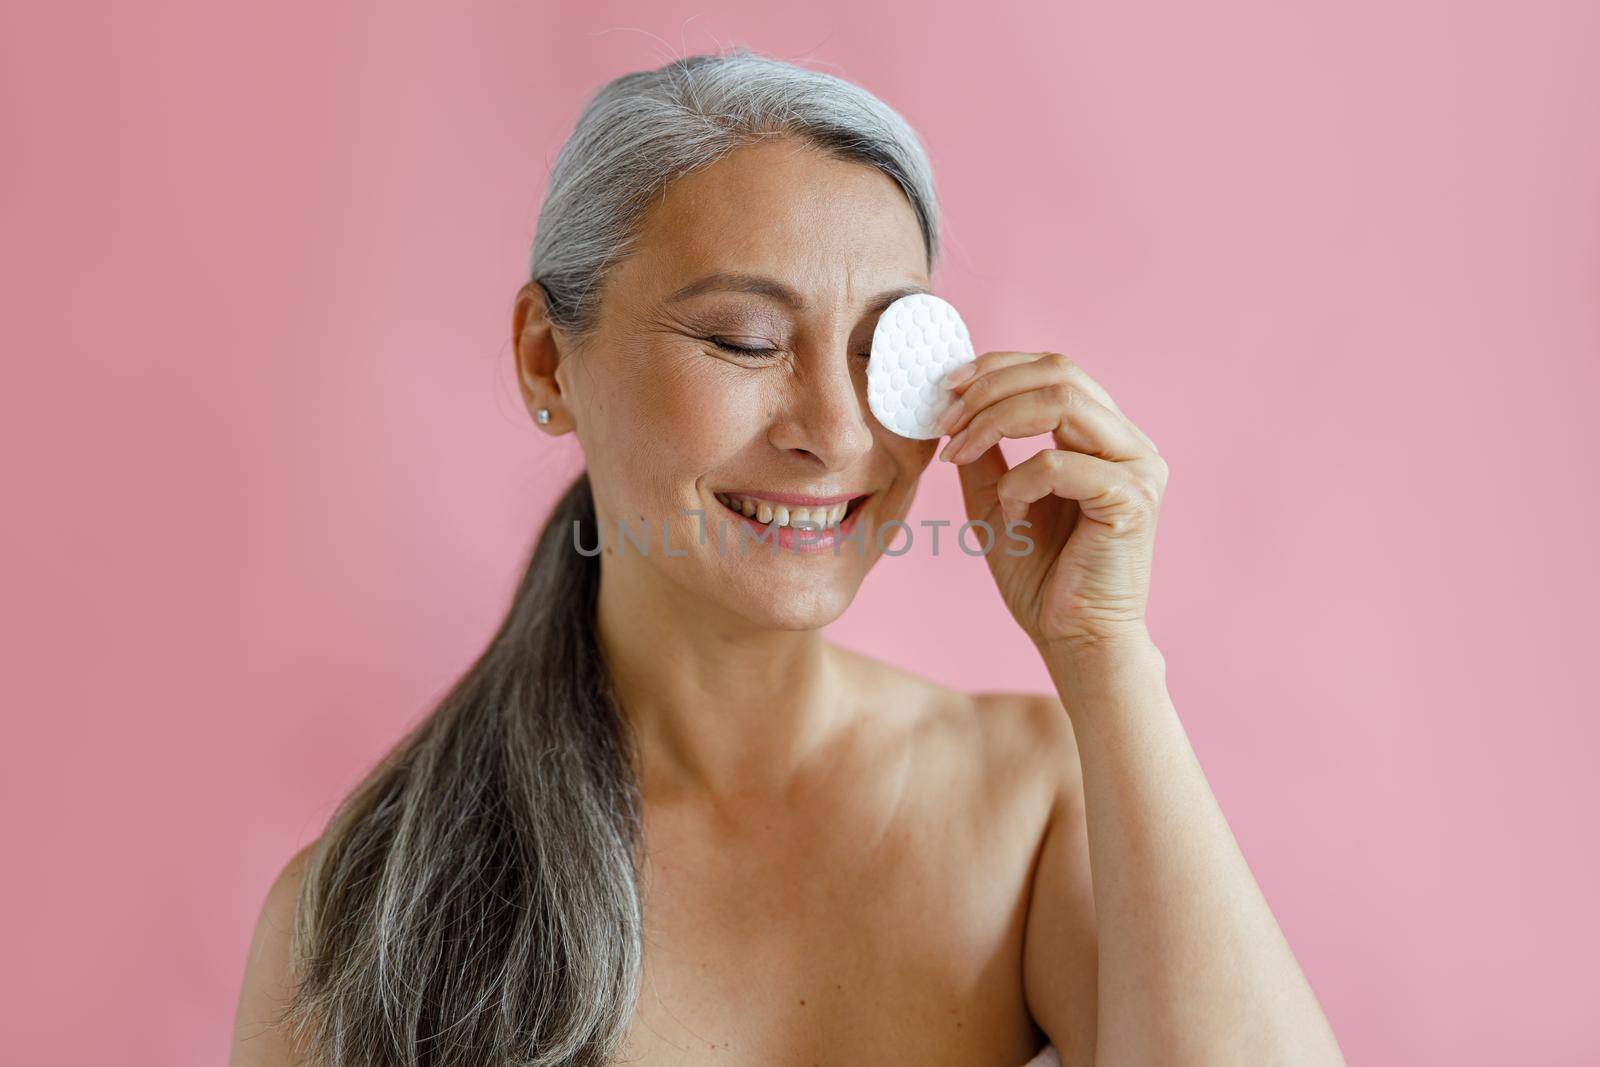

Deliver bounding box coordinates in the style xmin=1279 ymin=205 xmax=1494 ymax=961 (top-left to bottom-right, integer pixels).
xmin=512 ymin=138 xmax=1064 ymax=1065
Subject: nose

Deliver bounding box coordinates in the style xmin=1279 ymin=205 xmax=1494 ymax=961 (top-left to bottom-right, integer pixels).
xmin=767 ymin=346 xmax=875 ymax=471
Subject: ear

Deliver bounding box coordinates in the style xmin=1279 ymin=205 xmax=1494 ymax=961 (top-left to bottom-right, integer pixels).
xmin=513 ymin=280 xmax=573 ymax=433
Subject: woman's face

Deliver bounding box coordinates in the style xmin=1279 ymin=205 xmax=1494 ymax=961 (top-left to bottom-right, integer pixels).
xmin=552 ymin=136 xmax=937 ymax=630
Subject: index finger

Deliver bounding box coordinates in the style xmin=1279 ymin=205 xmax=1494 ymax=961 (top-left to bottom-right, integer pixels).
xmin=940 ymin=350 xmax=1048 ymax=390
xmin=948 ymin=350 xmax=1159 ymax=455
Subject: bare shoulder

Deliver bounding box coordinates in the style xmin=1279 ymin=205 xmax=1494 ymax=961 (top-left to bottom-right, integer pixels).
xmin=230 ymin=840 xmax=319 ymax=1067
xmin=971 ymin=689 xmax=1085 ymax=811
xmin=825 ymin=641 xmax=1080 ymax=817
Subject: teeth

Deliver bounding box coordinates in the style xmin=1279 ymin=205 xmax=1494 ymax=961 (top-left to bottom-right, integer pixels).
xmin=715 ymin=492 xmax=853 ymax=529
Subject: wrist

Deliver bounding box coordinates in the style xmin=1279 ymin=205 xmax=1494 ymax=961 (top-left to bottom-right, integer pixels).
xmin=1037 ymin=628 xmax=1168 ymax=702
xmin=1034 ymin=624 xmax=1162 ymax=666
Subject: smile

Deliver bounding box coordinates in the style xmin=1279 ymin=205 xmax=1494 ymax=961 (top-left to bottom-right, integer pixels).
xmin=711 ymin=491 xmax=868 ymax=529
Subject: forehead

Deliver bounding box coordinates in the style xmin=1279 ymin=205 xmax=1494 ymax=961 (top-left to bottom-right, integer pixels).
xmin=627 ymin=137 xmax=929 ymax=295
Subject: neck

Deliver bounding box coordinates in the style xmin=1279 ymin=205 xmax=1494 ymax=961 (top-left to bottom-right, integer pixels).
xmin=595 ymin=556 xmax=849 ymax=802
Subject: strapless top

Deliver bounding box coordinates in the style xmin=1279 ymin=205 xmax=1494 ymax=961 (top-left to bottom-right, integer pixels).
xmin=1020 ymin=1043 xmax=1061 ymax=1067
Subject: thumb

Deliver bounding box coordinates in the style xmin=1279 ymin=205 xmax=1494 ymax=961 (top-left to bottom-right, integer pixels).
xmin=954 ymin=440 xmax=1010 ymax=522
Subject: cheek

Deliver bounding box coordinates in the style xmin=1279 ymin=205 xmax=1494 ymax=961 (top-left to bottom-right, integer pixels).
xmin=604 ymin=353 xmax=768 ymax=490
xmin=878 ymin=431 xmax=937 ymax=475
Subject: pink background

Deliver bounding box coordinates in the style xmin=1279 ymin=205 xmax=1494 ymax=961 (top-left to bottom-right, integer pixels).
xmin=4 ymin=2 xmax=1596 ymax=1064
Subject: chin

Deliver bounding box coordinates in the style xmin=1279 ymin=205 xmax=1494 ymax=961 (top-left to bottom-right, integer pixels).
xmin=716 ymin=572 xmax=856 ymax=631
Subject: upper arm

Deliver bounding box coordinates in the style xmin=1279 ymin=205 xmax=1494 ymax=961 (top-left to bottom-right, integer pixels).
xmin=1019 ymin=694 xmax=1099 ymax=1064
xmin=230 ymin=841 xmax=318 ymax=1067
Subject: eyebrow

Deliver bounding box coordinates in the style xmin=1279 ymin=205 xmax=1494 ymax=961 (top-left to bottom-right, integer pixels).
xmin=664 ymin=271 xmax=932 ymax=319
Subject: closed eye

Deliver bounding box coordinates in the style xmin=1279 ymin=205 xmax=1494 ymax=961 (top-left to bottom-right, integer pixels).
xmin=707 ymin=336 xmax=781 ymax=358
xmin=706 ymin=336 xmax=874 ymax=365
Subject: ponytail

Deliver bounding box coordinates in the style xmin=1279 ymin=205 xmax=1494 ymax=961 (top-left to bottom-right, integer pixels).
xmin=281 ymin=471 xmax=645 ymax=1066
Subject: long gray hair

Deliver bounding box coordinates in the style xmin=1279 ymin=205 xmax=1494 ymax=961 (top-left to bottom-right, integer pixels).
xmin=279 ymin=45 xmax=942 ymax=1066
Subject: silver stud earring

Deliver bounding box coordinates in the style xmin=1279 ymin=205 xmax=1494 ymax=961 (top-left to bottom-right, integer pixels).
xmin=536 ymin=407 xmax=551 ymax=425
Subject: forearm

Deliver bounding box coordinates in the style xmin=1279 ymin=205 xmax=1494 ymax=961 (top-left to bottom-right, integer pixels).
xmin=1042 ymin=637 xmax=1344 ymax=1065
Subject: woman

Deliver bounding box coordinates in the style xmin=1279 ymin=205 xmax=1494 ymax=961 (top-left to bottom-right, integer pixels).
xmin=231 ymin=47 xmax=1345 ymax=1067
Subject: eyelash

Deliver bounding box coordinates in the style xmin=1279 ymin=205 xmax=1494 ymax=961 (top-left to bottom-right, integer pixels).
xmin=708 ymin=336 xmax=780 ymax=359
xmin=706 ymin=337 xmax=871 ymax=363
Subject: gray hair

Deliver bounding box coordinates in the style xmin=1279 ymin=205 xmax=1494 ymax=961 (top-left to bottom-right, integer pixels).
xmin=279 ymin=44 xmax=942 ymax=1067
xmin=533 ymin=46 xmax=942 ymax=338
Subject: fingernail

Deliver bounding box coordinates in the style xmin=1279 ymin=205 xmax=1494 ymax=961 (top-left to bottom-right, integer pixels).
xmin=935 ymin=397 xmax=965 ymax=434
xmin=940 ymin=428 xmax=967 ymax=462
xmin=940 ymin=363 xmax=976 ymax=389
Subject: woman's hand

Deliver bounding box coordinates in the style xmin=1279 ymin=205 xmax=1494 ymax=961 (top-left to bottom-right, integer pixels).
xmin=933 ymin=351 xmax=1167 ymax=656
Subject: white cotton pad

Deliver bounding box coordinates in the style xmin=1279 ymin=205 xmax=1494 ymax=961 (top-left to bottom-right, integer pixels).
xmin=866 ymin=293 xmax=976 ymax=439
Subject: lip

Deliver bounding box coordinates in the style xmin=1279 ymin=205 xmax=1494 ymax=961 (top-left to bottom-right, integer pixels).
xmin=715 ymin=489 xmax=870 ymax=507
xmin=710 ymin=491 xmax=871 ymax=554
